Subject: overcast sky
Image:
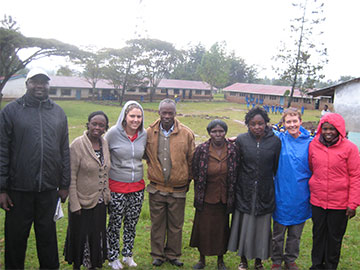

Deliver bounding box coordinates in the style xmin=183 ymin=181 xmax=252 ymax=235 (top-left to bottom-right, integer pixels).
xmin=2 ymin=0 xmax=360 ymax=81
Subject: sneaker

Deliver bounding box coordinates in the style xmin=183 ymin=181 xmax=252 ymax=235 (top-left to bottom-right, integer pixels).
xmin=123 ymin=256 xmax=137 ymax=267
xmin=108 ymin=259 xmax=123 ymax=270
xmin=285 ymin=262 xmax=299 ymax=270
xmin=271 ymin=264 xmax=282 ymax=270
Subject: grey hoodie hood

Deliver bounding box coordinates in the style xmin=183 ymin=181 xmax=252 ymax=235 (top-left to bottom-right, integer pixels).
xmin=105 ymin=100 xmax=147 ymax=183
xmin=115 ymin=100 xmax=146 ymax=134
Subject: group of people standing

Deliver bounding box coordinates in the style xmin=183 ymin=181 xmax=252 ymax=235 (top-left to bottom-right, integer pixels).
xmin=0 ymin=68 xmax=359 ymax=270
xmin=191 ymin=106 xmax=360 ymax=270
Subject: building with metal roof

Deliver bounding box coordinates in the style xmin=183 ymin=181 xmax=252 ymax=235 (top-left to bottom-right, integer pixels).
xmin=223 ymin=82 xmax=330 ymax=110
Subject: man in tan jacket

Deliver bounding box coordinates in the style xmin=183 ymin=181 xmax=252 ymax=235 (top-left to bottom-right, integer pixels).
xmin=145 ymin=99 xmax=195 ymax=267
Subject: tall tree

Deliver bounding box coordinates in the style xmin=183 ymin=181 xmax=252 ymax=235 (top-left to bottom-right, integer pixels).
xmin=81 ymin=52 xmax=105 ymax=101
xmin=227 ymin=52 xmax=258 ymax=84
xmin=56 ymin=65 xmax=77 ymax=76
xmin=70 ymin=46 xmax=105 ymax=101
xmin=0 ymin=15 xmax=81 ymax=107
xmin=197 ymin=42 xmax=229 ymax=90
xmin=170 ymin=43 xmax=206 ymax=81
xmin=129 ymin=38 xmax=180 ymax=102
xmin=102 ymin=46 xmax=143 ymax=105
xmin=272 ymin=0 xmax=328 ymax=107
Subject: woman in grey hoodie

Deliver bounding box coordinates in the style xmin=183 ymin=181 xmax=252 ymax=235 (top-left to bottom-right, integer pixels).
xmin=105 ymin=101 xmax=147 ymax=270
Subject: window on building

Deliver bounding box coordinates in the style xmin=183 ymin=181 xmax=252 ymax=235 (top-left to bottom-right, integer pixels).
xmin=204 ymin=90 xmax=210 ymax=95
xmin=239 ymin=93 xmax=246 ymax=97
xmin=49 ymin=89 xmax=57 ymax=95
xmin=195 ymin=90 xmax=202 ymax=95
xmin=269 ymin=96 xmax=277 ymax=100
xmin=174 ymin=89 xmax=180 ymax=94
xmin=127 ymin=88 xmax=136 ymax=92
xmin=229 ymin=92 xmax=237 ymax=96
xmin=61 ymin=89 xmax=71 ymax=96
xmin=139 ymin=88 xmax=147 ymax=93
xmin=259 ymin=95 xmax=266 ymax=99
xmin=293 ymin=98 xmax=299 ymax=102
xmin=303 ymin=98 xmax=311 ymax=104
xmin=161 ymin=89 xmax=167 ymax=93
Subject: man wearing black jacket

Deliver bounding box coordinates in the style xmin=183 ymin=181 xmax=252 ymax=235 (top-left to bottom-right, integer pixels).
xmin=0 ymin=68 xmax=70 ymax=269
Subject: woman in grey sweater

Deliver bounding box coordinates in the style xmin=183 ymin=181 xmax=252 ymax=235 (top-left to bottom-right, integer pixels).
xmin=105 ymin=101 xmax=147 ymax=270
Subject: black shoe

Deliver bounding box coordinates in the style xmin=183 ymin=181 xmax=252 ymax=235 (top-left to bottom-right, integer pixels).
xmin=193 ymin=261 xmax=205 ymax=269
xmin=152 ymin=259 xmax=165 ymax=266
xmin=169 ymin=259 xmax=184 ymax=267
xmin=218 ymin=261 xmax=227 ymax=270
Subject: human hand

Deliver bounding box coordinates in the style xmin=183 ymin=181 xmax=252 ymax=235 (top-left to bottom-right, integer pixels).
xmin=346 ymin=207 xmax=356 ymax=219
xmin=58 ymin=189 xmax=69 ymax=203
xmin=0 ymin=192 xmax=13 ymax=211
xmin=227 ymin=136 xmax=237 ymax=143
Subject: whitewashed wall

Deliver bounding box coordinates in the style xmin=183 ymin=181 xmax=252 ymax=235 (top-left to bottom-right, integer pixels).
xmin=334 ymin=81 xmax=360 ymax=133
xmin=2 ymin=78 xmax=26 ymax=98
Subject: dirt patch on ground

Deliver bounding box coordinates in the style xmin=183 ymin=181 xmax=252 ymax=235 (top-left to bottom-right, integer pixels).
xmin=143 ymin=108 xmax=318 ymax=130
xmin=144 ymin=108 xmax=230 ymax=120
xmin=302 ymin=121 xmax=319 ymax=130
xmin=234 ymin=119 xmax=246 ymax=125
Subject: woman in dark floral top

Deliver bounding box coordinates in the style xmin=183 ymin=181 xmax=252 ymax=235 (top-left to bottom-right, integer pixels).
xmin=190 ymin=119 xmax=238 ymax=270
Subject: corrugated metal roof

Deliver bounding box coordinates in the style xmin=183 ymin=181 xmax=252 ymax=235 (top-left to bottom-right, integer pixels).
xmin=309 ymin=77 xmax=360 ymax=97
xmin=49 ymin=76 xmax=117 ymax=89
xmin=0 ymin=74 xmax=26 ymax=82
xmin=48 ymin=76 xmax=213 ymax=91
xmin=223 ymin=83 xmax=310 ymax=98
xmin=158 ymin=79 xmax=214 ymax=90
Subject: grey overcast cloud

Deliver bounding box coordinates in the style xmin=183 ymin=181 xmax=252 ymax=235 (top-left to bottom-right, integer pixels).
xmin=2 ymin=0 xmax=360 ymax=80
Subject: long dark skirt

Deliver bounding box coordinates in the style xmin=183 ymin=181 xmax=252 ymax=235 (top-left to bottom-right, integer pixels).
xmin=64 ymin=202 xmax=107 ymax=268
xmin=227 ymin=209 xmax=272 ymax=260
xmin=190 ymin=202 xmax=230 ymax=256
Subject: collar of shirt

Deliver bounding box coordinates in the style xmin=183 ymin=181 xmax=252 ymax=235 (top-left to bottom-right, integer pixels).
xmin=160 ymin=123 xmax=174 ymax=137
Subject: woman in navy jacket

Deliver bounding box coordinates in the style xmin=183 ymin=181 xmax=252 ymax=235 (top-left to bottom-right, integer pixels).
xmin=228 ymin=107 xmax=281 ymax=270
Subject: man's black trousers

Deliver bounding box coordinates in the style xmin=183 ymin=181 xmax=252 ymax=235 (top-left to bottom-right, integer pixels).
xmin=5 ymin=189 xmax=59 ymax=269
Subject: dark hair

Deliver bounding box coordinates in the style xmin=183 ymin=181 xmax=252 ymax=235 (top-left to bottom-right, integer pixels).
xmin=87 ymin=111 xmax=109 ymax=130
xmin=122 ymin=103 xmax=143 ymax=131
xmin=245 ymin=107 xmax=270 ymax=125
xmin=207 ymin=119 xmax=228 ymax=134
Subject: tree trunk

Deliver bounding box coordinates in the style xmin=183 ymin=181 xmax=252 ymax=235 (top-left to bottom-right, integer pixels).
xmin=0 ymin=77 xmax=11 ymax=110
xmin=150 ymin=87 xmax=154 ymax=102
xmin=119 ymin=88 xmax=125 ymax=106
xmin=0 ymin=93 xmax=3 ymax=110
xmin=287 ymin=0 xmax=307 ymax=108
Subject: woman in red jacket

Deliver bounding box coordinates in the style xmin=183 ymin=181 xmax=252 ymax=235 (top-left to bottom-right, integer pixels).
xmin=308 ymin=113 xmax=360 ymax=270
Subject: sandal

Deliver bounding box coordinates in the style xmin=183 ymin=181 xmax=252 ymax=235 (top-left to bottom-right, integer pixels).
xmin=254 ymin=261 xmax=264 ymax=270
xmin=193 ymin=261 xmax=205 ymax=269
xmin=238 ymin=261 xmax=248 ymax=270
xmin=218 ymin=261 xmax=227 ymax=270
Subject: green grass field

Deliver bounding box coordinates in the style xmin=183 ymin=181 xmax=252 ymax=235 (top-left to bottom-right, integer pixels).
xmin=0 ymin=100 xmax=359 ymax=269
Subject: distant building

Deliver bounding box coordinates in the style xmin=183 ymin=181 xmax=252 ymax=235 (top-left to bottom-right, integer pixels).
xmin=223 ymin=82 xmax=331 ymax=110
xmin=1 ymin=74 xmax=27 ymax=99
xmin=309 ymin=77 xmax=360 ymax=148
xmin=2 ymin=76 xmax=214 ymax=101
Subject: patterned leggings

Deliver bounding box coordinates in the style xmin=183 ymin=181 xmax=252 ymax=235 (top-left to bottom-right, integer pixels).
xmin=107 ymin=190 xmax=144 ymax=261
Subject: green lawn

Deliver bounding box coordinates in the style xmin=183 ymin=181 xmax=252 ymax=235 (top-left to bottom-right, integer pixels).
xmin=0 ymin=100 xmax=359 ymax=269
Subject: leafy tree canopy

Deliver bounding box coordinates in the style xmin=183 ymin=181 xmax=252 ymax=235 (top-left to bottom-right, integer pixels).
xmin=101 ymin=46 xmax=144 ymax=105
xmin=0 ymin=15 xmax=83 ymax=106
xmin=128 ymin=38 xmax=180 ymax=102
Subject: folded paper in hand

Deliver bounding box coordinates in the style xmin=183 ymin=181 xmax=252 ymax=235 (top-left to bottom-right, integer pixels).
xmin=53 ymin=198 xmax=64 ymax=221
